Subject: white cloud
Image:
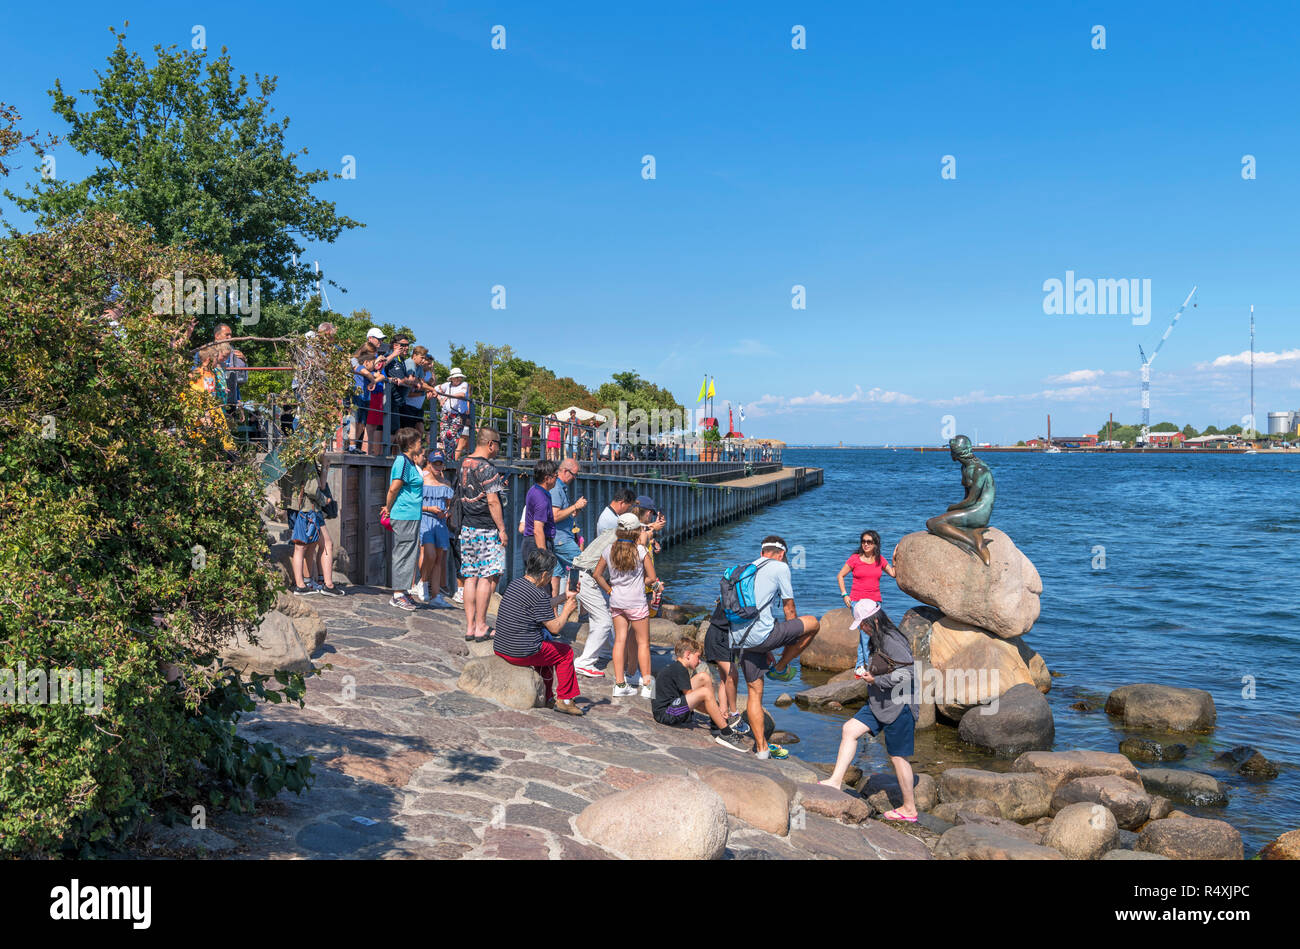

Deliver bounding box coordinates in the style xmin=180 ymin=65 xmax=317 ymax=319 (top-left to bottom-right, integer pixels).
xmin=1199 ymin=349 xmax=1300 ymax=369
xmin=748 ymin=385 xmax=920 ymax=413
xmin=1046 ymin=369 xmax=1105 ymax=383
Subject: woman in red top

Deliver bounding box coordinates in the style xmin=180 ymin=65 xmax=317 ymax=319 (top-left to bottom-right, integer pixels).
xmin=836 ymin=529 xmax=897 ymax=609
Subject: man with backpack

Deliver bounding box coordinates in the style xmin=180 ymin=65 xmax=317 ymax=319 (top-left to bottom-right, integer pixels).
xmin=715 ymin=535 xmax=820 ymax=759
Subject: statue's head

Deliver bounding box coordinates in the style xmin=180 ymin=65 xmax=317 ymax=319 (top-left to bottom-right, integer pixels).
xmin=949 ymin=435 xmax=973 ymax=459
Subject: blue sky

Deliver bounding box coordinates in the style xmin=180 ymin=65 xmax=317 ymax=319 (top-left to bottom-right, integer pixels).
xmin=3 ymin=1 xmax=1298 ymax=443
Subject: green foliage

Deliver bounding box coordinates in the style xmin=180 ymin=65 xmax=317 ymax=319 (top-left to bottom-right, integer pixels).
xmin=1182 ymin=424 xmax=1199 ymax=439
xmin=4 ymin=28 xmax=362 ymax=300
xmin=0 ymin=210 xmax=306 ymax=856
xmin=1149 ymin=421 xmax=1179 ymax=432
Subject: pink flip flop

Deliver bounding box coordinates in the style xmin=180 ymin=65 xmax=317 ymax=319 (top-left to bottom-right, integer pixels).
xmin=882 ymin=809 xmax=918 ymax=823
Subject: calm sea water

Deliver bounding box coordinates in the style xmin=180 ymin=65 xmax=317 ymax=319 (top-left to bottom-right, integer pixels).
xmin=654 ymin=448 xmax=1300 ymax=854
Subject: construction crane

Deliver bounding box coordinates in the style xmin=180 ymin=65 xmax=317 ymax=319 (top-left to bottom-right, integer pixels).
xmin=1138 ymin=285 xmax=1197 ymax=445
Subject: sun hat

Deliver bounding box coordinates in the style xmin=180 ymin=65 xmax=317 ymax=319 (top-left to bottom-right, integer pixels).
xmin=616 ymin=512 xmax=641 ymax=530
xmin=366 ymin=327 xmax=386 ymax=339
xmin=448 ymin=367 xmax=465 ymax=378
xmin=848 ymin=598 xmax=882 ymax=631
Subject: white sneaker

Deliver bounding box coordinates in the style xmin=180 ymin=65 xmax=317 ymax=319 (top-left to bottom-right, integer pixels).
xmin=408 ymin=585 xmax=426 ymax=604
xmin=575 ymin=664 xmax=605 ymax=678
xmin=625 ymin=672 xmax=641 ymax=688
xmin=611 ymin=682 xmax=638 ymax=697
xmin=639 ymin=677 xmax=654 ymax=699
xmin=452 ymin=588 xmax=464 ymax=604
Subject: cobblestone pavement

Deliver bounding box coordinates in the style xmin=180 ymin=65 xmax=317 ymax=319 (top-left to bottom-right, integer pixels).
xmin=165 ymin=588 xmax=939 ymax=860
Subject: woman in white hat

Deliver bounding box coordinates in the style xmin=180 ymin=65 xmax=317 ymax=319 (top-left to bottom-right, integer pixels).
xmin=434 ymin=367 xmax=471 ymax=461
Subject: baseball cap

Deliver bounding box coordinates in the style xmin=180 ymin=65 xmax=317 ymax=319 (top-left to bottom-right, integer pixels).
xmin=448 ymin=366 xmax=465 ymax=378
xmin=616 ymin=512 xmax=641 ymax=530
xmin=366 ymin=327 xmax=386 ymax=340
xmin=430 ymin=451 xmax=445 ymax=462
xmin=848 ymin=598 xmax=882 ymax=631
xmin=635 ymin=494 xmax=656 ymax=511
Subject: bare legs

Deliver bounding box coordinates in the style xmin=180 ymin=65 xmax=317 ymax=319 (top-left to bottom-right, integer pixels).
xmin=463 ymin=574 xmax=498 ymax=638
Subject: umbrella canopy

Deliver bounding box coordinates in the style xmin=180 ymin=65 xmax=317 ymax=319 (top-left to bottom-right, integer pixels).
xmin=557 ymin=405 xmax=602 ymax=422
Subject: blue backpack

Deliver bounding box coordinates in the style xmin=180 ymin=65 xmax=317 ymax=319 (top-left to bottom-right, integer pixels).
xmin=719 ymin=561 xmax=774 ymax=648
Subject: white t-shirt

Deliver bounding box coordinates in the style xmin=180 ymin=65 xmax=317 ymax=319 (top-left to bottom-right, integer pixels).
xmin=436 ymin=381 xmax=469 ymax=414
xmin=602 ymin=543 xmax=647 ymax=611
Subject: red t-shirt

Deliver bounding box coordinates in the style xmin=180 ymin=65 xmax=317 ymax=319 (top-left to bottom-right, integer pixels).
xmin=845 ymin=554 xmax=890 ymax=602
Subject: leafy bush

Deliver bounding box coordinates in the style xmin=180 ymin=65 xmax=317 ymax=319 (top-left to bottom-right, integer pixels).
xmin=0 ymin=211 xmax=308 ymax=856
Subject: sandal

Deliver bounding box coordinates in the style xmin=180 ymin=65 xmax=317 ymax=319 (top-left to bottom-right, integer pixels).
xmin=882 ymin=809 xmax=918 ymax=823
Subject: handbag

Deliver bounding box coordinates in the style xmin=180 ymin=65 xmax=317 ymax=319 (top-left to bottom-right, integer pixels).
xmin=319 ymin=483 xmax=339 ymax=520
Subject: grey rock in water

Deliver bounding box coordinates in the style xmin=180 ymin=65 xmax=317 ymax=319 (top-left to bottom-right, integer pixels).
xmin=1138 ymin=768 xmax=1229 ymax=807
xmin=1012 ymin=749 xmax=1143 ymax=795
xmin=773 ymin=693 xmax=794 ymax=708
xmin=1104 ymin=683 xmax=1216 ymax=733
xmin=1119 ymin=738 xmax=1187 ymax=763
xmin=1211 ymin=745 xmax=1279 ymax=778
xmin=1137 ymin=816 xmax=1243 ymax=861
xmin=958 ymin=683 xmax=1055 ymax=757
xmin=794 ymin=677 xmax=868 ymax=709
xmin=859 ymin=771 xmax=938 ymax=814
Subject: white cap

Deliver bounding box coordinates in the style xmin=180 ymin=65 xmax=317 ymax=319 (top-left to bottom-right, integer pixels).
xmin=448 ymin=367 xmax=464 ymax=378
xmin=848 ymin=598 xmax=881 ymax=631
xmin=616 ymin=512 xmax=641 ymax=530
xmin=367 ymin=327 xmax=386 ymax=339
xmin=305 ymin=330 xmax=317 ymax=338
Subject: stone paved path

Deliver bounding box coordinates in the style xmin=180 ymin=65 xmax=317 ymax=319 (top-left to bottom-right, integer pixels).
xmin=178 ymin=587 xmax=939 ymax=859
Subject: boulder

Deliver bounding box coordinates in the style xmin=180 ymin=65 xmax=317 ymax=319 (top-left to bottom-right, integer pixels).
xmin=794 ymin=782 xmax=872 ymax=824
xmin=219 ymin=611 xmax=313 ymax=675
xmin=934 ymin=823 xmax=1062 ymax=860
xmin=858 ymin=772 xmax=938 ymax=814
xmin=1012 ymin=638 xmax=1051 ymax=693
xmin=1012 ymin=749 xmax=1143 ymax=795
xmin=1148 ymin=795 xmax=1174 ymax=820
xmin=953 ymin=814 xmax=1045 ymax=845
xmin=769 ymin=730 xmax=800 ymax=744
xmin=794 ymin=677 xmax=868 ymax=709
xmin=1212 ymin=745 xmax=1279 ymax=778
xmin=1137 ymin=768 xmax=1229 ymax=807
xmin=647 ymin=617 xmax=688 ymax=647
xmin=699 ymin=767 xmax=792 ymax=837
xmin=1101 ymin=849 xmax=1171 ymax=861
xmin=931 ymin=798 xmax=1002 ymax=823
xmin=898 ymin=605 xmax=943 ymax=661
xmin=1050 ymin=775 xmax=1152 ymax=830
xmin=1104 ymin=683 xmax=1216 ymax=732
xmin=928 ymin=618 xmax=1036 ymax=720
xmin=937 ymin=768 xmax=1052 ymax=821
xmin=657 ymin=603 xmax=698 ymax=624
xmin=1259 ymin=829 xmax=1300 ymax=860
xmin=457 ymin=655 xmax=545 ymax=709
xmin=275 ymin=592 xmax=327 ymax=653
xmin=575 ymin=776 xmax=729 ymax=860
xmin=893 ymin=527 xmax=1042 ymax=638
xmin=810 ymin=762 xmax=862 ymax=787
xmin=799 ymin=607 xmax=857 ymax=672
xmin=773 ymin=693 xmax=794 ymax=708
xmin=1118 ymin=738 xmax=1187 ymax=763
xmin=1136 ymin=817 xmax=1243 ymax=861
xmin=958 ymin=683 xmax=1054 ymax=757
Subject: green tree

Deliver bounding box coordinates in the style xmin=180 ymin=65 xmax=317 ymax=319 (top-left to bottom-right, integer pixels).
xmin=5 ymin=28 xmax=362 ymax=300
xmin=1150 ymin=421 xmax=1179 ymax=432
xmin=0 ymin=209 xmax=317 ymax=855
xmin=1182 ymin=424 xmax=1199 ymax=439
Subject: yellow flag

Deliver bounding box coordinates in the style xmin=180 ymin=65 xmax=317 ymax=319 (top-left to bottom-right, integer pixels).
xmin=697 ymin=376 xmax=707 ymax=402
xmin=706 ymin=377 xmax=715 ymax=398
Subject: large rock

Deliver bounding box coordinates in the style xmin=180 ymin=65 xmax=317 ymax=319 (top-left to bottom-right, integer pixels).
xmin=894 ymin=527 xmax=1041 ymax=638
xmin=457 ymin=655 xmax=545 ymax=709
xmin=1136 ymin=817 xmax=1243 ymax=860
xmin=1137 ymin=768 xmax=1229 ymax=807
xmin=799 ymin=608 xmax=857 ymax=672
xmin=576 ymin=776 xmax=728 ymax=859
xmin=858 ymin=772 xmax=938 ymax=814
xmin=958 ymin=683 xmax=1054 ymax=757
xmin=699 ymin=768 xmax=792 ymax=837
xmin=1104 ymin=683 xmax=1216 ymax=732
xmin=219 ymin=610 xmax=312 ymax=675
xmin=1012 ymin=749 xmax=1143 ymax=795
xmin=794 ymin=677 xmax=868 ymax=709
xmin=928 ymin=618 xmax=1036 ymax=720
xmin=934 ymin=823 xmax=1063 ymax=860
xmin=1259 ymin=829 xmax=1300 ymax=860
xmin=931 ymin=798 xmax=1002 ymax=823
xmin=898 ymin=605 xmax=943 ymax=661
xmin=1212 ymin=745 xmax=1279 ymax=778
xmin=1012 ymin=638 xmax=1051 ymax=693
xmin=1050 ymin=775 xmax=1152 ymax=830
xmin=794 ymin=782 xmax=873 ymax=824
xmin=937 ymin=768 xmax=1052 ymax=821
xmin=274 ymin=592 xmax=327 ymax=653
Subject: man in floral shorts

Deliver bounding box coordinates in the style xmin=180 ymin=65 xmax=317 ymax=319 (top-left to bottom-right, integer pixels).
xmin=457 ymin=428 xmax=507 ymax=642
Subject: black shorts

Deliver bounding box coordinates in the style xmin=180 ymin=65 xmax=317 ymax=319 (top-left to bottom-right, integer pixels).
xmin=704 ymin=613 xmax=732 ymax=665
xmin=653 ymin=700 xmax=691 ymax=726
xmin=740 ymin=618 xmax=808 ymax=683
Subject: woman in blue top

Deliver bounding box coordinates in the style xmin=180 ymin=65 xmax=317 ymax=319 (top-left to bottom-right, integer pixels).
xmin=414 ymin=450 xmax=455 ymax=608
xmin=381 ymin=427 xmax=426 ymax=611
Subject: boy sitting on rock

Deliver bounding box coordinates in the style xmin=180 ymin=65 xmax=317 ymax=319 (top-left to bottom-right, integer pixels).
xmin=653 ymin=636 xmax=749 ymax=753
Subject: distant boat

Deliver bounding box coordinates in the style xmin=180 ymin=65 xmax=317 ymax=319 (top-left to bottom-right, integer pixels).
xmin=1244 ymin=449 xmax=1258 ymax=455
xmin=1045 ymin=446 xmax=1062 ymax=454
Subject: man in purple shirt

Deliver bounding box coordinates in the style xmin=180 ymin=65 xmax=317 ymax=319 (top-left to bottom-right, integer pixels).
xmin=522 ymin=459 xmax=558 ymax=565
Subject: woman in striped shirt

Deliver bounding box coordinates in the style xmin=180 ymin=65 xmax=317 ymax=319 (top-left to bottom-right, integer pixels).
xmin=492 ymin=548 xmax=584 ymax=716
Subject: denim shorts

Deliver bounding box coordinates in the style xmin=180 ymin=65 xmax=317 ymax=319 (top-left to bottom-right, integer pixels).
xmin=852 ymin=703 xmax=915 ymax=758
